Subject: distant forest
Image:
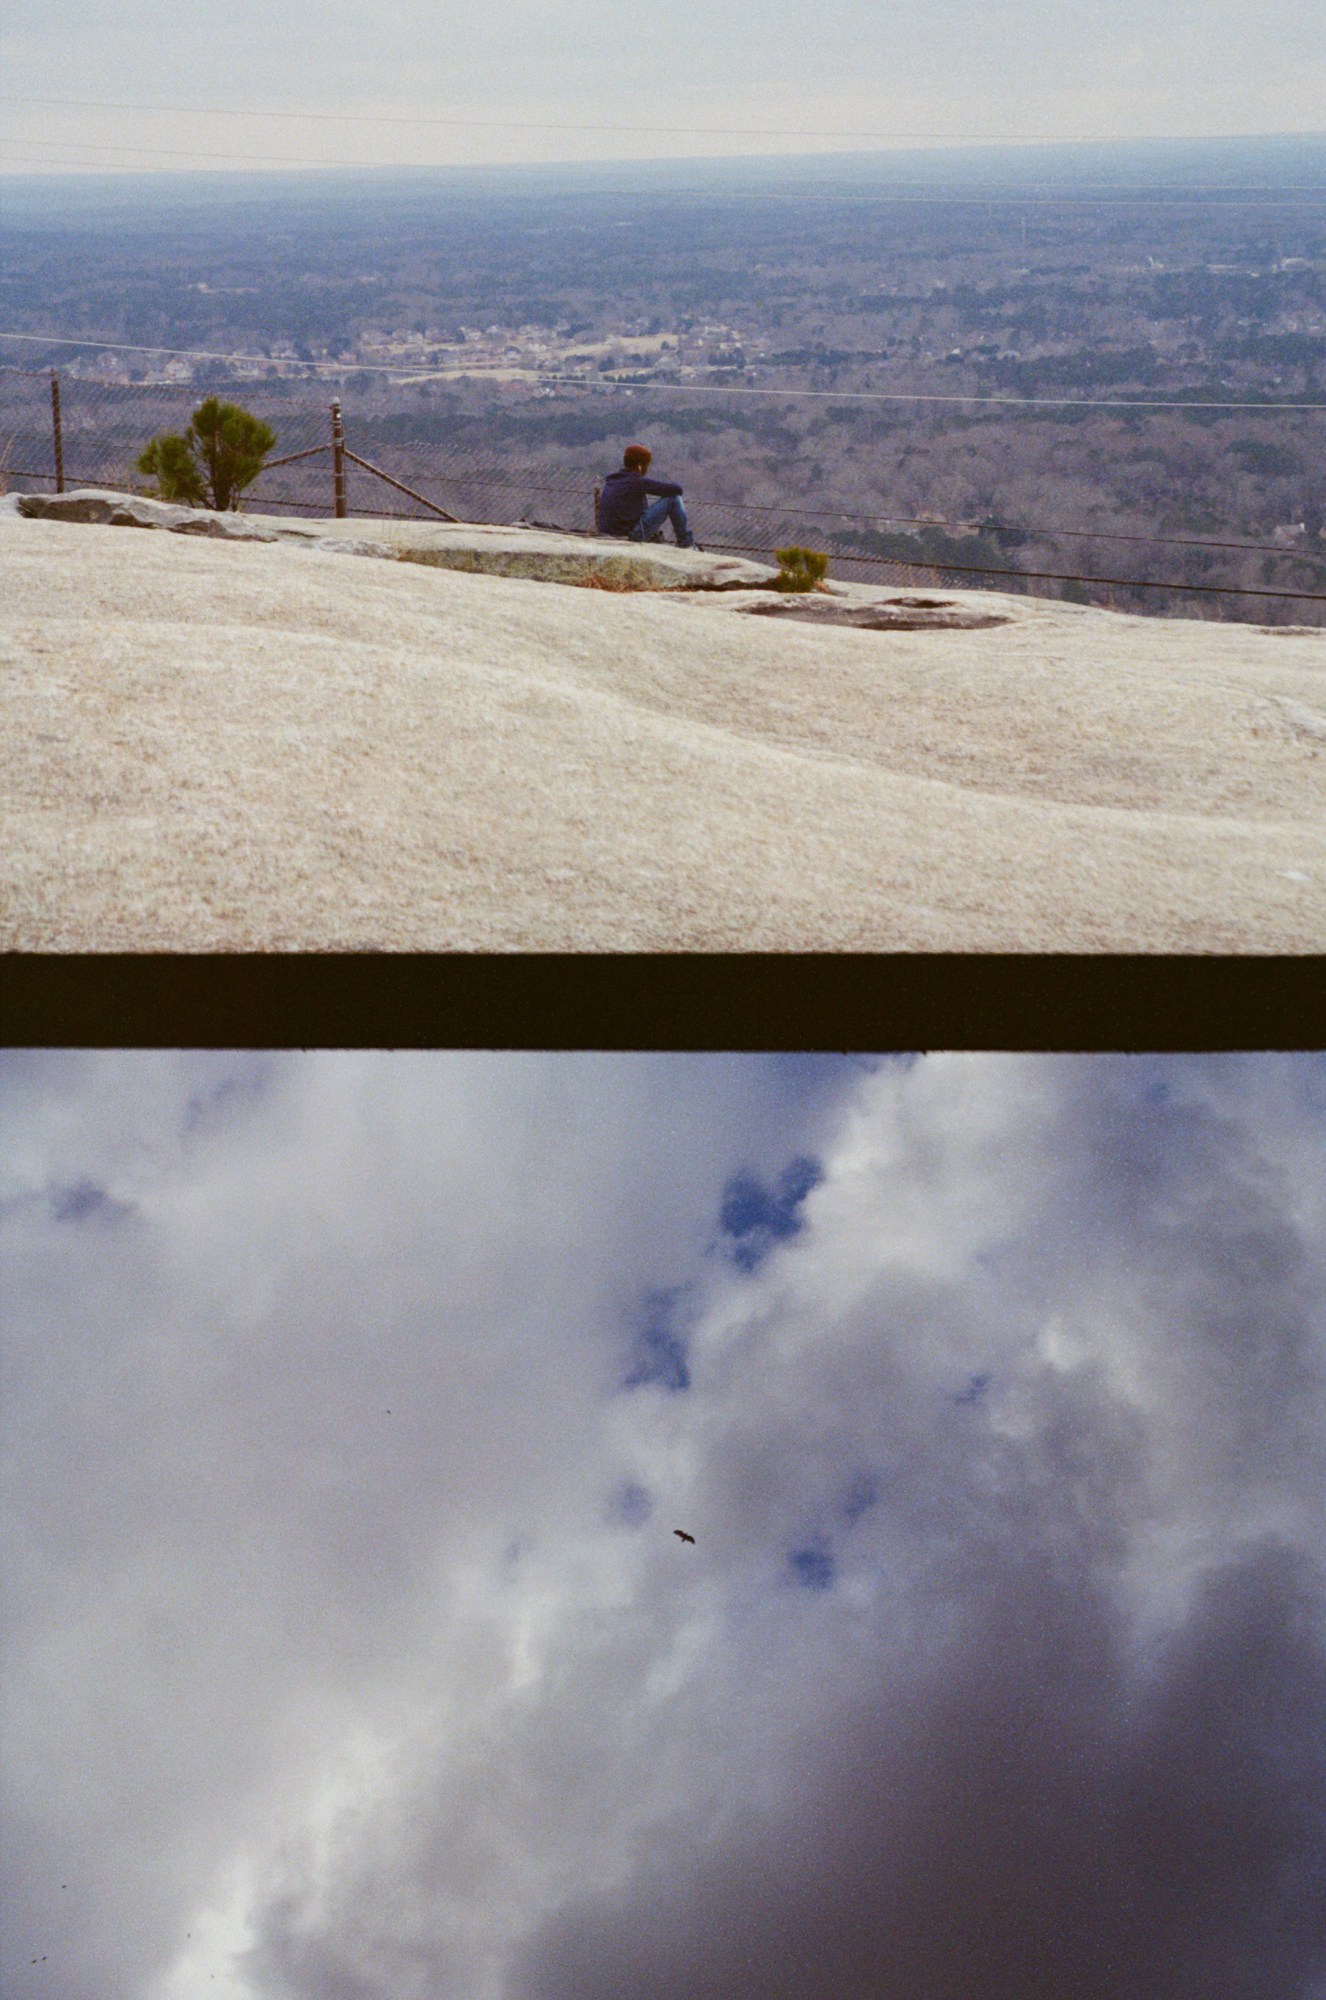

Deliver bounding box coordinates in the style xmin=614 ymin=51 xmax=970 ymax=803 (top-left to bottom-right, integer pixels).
xmin=3 ymin=140 xmax=1324 ymax=620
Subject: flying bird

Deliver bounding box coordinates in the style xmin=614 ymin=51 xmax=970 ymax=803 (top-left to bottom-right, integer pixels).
xmin=673 ymin=1529 xmax=695 ymax=1544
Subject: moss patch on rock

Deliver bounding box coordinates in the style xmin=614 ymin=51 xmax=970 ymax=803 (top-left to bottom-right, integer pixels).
xmin=396 ymin=546 xmax=675 ymax=589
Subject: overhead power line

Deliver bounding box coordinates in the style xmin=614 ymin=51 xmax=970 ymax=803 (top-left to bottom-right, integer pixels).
xmin=3 ymin=334 xmax=1323 ymax=413
xmin=2 ymin=94 xmax=1286 ymax=145
xmin=5 ymin=405 xmax=1316 ymax=564
xmin=5 ymin=358 xmax=1323 ymax=581
xmin=1 ymin=134 xmax=1156 ymax=170
xmin=3 ymin=98 xmax=1324 ymax=191
xmin=544 ymin=371 xmax=1326 ymax=411
xmin=4 ymin=134 xmax=1322 ymax=203
xmin=5 ymin=133 xmax=1325 ymax=201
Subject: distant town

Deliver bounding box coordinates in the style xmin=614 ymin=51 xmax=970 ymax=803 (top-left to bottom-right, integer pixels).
xmin=54 ymin=317 xmax=760 ymax=388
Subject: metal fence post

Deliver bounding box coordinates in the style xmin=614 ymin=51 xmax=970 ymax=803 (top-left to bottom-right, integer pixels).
xmin=51 ymin=371 xmax=65 ymax=493
xmin=331 ymin=398 xmax=346 ymax=518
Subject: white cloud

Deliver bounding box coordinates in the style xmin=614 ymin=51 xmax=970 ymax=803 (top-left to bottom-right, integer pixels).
xmin=3 ymin=1054 xmax=1325 ymax=2000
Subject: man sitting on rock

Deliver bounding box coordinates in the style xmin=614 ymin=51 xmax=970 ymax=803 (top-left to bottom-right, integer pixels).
xmin=597 ymin=444 xmax=698 ymax=548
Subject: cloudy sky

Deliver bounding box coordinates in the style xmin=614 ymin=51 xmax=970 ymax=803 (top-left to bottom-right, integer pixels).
xmin=1 ymin=0 xmax=1322 ymax=176
xmin=3 ymin=1052 xmax=1326 ymax=2000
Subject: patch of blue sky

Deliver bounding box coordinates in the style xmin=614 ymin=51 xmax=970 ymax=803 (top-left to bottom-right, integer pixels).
xmin=183 ymin=1060 xmax=273 ymax=1138
xmin=953 ymin=1372 xmax=991 ymax=1406
xmin=838 ymin=1472 xmax=880 ymax=1523
xmin=719 ymin=1153 xmax=823 ymax=1273
xmin=622 ymin=1287 xmax=691 ymax=1392
xmin=49 ymin=1177 xmax=132 ymax=1225
xmin=767 ymin=1054 xmax=873 ymax=1092
xmin=789 ymin=1540 xmax=836 ymax=1591
xmin=611 ymin=1480 xmax=653 ymax=1527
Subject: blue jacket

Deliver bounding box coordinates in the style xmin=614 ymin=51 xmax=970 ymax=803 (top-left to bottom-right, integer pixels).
xmin=598 ymin=467 xmax=683 ymax=536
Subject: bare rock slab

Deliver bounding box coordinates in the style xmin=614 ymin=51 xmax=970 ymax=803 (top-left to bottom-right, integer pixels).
xmin=12 ymin=489 xmax=776 ymax=590
xmin=738 ymin=592 xmax=1012 ymax=632
xmin=3 ymin=509 xmax=1324 ymax=951
xmin=15 ymin=488 xmax=283 ymax=540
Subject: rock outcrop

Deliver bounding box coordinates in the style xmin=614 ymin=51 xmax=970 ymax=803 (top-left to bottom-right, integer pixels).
xmin=4 ymin=491 xmax=1323 ymax=953
xmin=13 ymin=488 xmax=778 ymax=591
xmin=737 ymin=593 xmax=1010 ymax=632
xmin=10 ymin=488 xmax=1018 ymax=628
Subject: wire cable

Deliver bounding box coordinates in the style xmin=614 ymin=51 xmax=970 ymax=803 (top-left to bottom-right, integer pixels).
xmin=8 ymin=94 xmax=1300 ymax=146
xmin=6 ymin=349 xmax=1323 ymax=582
xmin=3 ymin=134 xmax=1322 ymax=203
xmin=346 ymin=459 xmax=1326 ymax=563
xmin=3 ymin=334 xmax=1323 ymax=412
xmin=545 ymin=370 xmax=1326 ymax=411
xmin=4 ymin=100 xmax=1324 ymax=196
xmin=699 ymin=540 xmax=1326 ymax=601
xmin=10 ymin=463 xmax=1320 ymax=605
xmin=5 ymin=140 xmax=1325 ymax=204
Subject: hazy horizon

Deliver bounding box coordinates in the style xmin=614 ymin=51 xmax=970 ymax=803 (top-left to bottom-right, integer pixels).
xmin=3 ymin=130 xmax=1325 ymax=191
xmin=2 ymin=131 xmax=1323 ymax=229
xmin=3 ymin=0 xmax=1323 ymax=178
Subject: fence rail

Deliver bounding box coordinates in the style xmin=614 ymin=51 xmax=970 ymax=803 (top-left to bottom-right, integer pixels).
xmin=3 ymin=364 xmax=1324 ymax=616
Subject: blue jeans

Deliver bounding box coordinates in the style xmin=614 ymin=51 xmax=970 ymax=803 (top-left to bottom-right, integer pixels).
xmin=629 ymin=495 xmax=695 ymax=548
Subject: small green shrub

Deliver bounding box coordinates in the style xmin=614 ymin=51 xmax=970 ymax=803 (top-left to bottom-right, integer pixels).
xmin=135 ymin=431 xmax=206 ymax=507
xmin=772 ymin=545 xmax=829 ymax=592
xmin=135 ymin=397 xmax=276 ymax=511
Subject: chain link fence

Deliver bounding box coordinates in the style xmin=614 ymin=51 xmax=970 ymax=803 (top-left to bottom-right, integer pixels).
xmin=1 ymin=364 xmax=332 ymax=512
xmin=4 ymin=351 xmax=1324 ymax=613
xmin=0 ymin=357 xmax=979 ymax=589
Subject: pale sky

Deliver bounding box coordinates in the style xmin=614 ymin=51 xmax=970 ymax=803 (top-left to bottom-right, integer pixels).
xmin=4 ymin=1052 xmax=1326 ymax=2000
xmin=1 ymin=0 xmax=1323 ymax=175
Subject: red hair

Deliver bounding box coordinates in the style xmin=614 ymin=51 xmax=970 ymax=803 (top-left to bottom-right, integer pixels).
xmin=623 ymin=444 xmax=652 ymax=472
